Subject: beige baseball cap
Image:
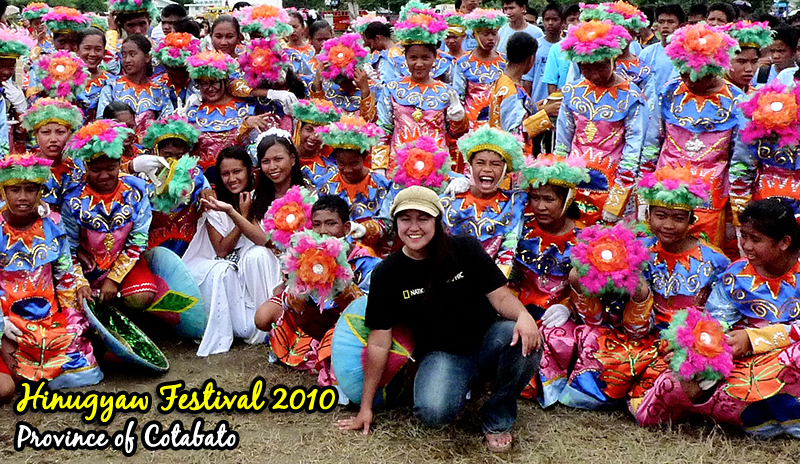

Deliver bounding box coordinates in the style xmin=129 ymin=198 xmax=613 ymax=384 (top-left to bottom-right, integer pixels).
xmin=390 ymin=186 xmax=445 ymax=218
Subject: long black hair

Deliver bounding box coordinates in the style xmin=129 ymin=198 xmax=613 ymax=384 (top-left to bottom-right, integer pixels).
xmin=740 ymin=198 xmax=800 ymax=251
xmin=122 ymin=34 xmax=153 ymax=77
xmin=251 ymin=135 xmax=305 ymax=222
xmin=214 ymin=146 xmax=254 ymax=212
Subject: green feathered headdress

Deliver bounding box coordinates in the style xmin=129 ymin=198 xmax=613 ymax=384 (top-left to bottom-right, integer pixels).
xmin=65 ymin=119 xmax=133 ymax=162
xmin=87 ymin=13 xmax=109 ymax=32
xmin=21 ymin=97 xmax=83 ymax=132
xmin=395 ymin=8 xmax=449 ymax=46
xmin=317 ymin=115 xmax=385 ymax=153
xmin=520 ymin=154 xmax=591 ymax=189
xmin=579 ymin=2 xmax=649 ymax=32
xmin=561 ymin=20 xmax=630 ymax=64
xmin=141 ymin=115 xmax=200 ymax=152
xmin=292 ymin=99 xmax=342 ymax=126
xmin=108 ymin=0 xmax=159 ymax=23
xmin=458 ymin=125 xmax=525 ymax=172
xmin=0 ymin=152 xmax=53 ymax=187
xmin=399 ymin=0 xmax=431 ymax=21
xmin=638 ymin=165 xmax=709 ymax=211
xmin=723 ymin=20 xmax=774 ymax=50
xmin=22 ymin=3 xmax=51 ymax=22
xmin=150 ymin=156 xmax=199 ymax=213
xmin=186 ymin=50 xmax=237 ymax=81
xmin=0 ymin=27 xmax=36 ymax=59
xmin=463 ymin=9 xmax=508 ymax=32
xmin=42 ymin=6 xmax=89 ymax=34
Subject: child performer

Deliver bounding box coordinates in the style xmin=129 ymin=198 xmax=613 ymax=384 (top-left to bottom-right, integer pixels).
xmin=61 ymin=120 xmax=157 ymax=313
xmin=636 ymin=198 xmax=800 ymax=438
xmin=255 ymin=195 xmax=379 ymax=384
xmin=641 ymin=23 xmax=746 ymax=249
xmin=317 ymin=116 xmax=395 ymax=254
xmin=292 ymin=99 xmax=341 ymax=189
xmin=722 ymin=21 xmax=773 ymax=93
xmin=153 ymin=32 xmax=201 ymax=110
xmin=0 ymin=27 xmax=35 ymax=156
xmin=624 ymin=165 xmax=730 ymax=414
xmin=441 ymin=125 xmax=526 ymax=278
xmin=513 ymin=154 xmax=589 ymax=407
xmin=20 ymin=98 xmax=84 ymax=208
xmin=76 ymin=28 xmax=114 ymax=123
xmin=140 ymin=115 xmax=210 ymax=256
xmin=554 ymin=20 xmax=645 ymax=226
xmin=0 ymin=153 xmax=102 ymax=389
xmin=453 ymin=9 xmax=507 ymax=128
xmin=374 ymin=6 xmax=468 ymax=173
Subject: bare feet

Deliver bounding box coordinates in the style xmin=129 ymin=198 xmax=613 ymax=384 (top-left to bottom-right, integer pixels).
xmin=484 ymin=432 xmax=513 ymax=453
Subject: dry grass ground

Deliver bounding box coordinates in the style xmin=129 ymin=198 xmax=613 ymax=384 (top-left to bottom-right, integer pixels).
xmin=1 ymin=337 xmax=799 ymax=464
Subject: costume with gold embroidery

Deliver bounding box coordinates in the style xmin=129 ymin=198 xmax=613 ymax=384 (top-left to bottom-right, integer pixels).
xmin=186 ymin=98 xmax=254 ymax=173
xmin=77 ymin=70 xmax=113 ymax=122
xmin=441 ymin=189 xmax=526 ymax=276
xmin=375 ymin=77 xmax=468 ymax=171
xmin=554 ymin=78 xmax=646 ymax=224
xmin=452 ymin=53 xmax=506 ymax=127
xmin=97 ymin=76 xmax=174 ymax=134
xmin=635 ymin=258 xmax=800 ymax=438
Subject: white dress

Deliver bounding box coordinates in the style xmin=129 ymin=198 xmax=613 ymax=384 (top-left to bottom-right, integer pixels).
xmin=182 ymin=209 xmax=282 ymax=357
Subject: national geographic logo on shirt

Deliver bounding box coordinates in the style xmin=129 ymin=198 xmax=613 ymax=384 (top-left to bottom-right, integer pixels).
xmin=402 ymin=272 xmax=465 ymax=299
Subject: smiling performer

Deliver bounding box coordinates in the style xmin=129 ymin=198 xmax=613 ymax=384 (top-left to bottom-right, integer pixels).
xmin=374 ymin=5 xmax=468 ymax=174
xmin=636 ymin=198 xmax=800 ymax=438
xmin=0 ymin=152 xmax=103 ymax=391
xmin=441 ymin=125 xmax=526 ymax=278
xmin=338 ymin=186 xmax=542 ymax=453
xmin=554 ymin=19 xmax=645 ymax=226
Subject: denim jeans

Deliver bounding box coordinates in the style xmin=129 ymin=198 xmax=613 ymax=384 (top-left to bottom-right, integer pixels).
xmin=412 ymin=320 xmax=542 ymax=433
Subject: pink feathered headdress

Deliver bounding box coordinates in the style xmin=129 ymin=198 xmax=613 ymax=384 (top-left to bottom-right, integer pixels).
xmin=317 ymin=33 xmax=369 ymax=82
xmin=739 ymin=81 xmax=800 ymax=147
xmin=392 ymin=136 xmax=452 ymax=193
xmin=664 ymin=23 xmax=738 ymax=81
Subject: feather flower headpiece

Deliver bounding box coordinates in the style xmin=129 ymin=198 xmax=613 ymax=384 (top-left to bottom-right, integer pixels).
xmin=395 ymin=8 xmax=448 ymax=46
xmin=444 ymin=11 xmax=467 ymax=36
xmin=739 ymin=81 xmax=800 ymax=147
xmin=0 ymin=152 xmax=53 ymax=187
xmin=0 ymin=27 xmax=36 ymax=59
xmin=43 ymin=6 xmax=88 ymax=34
xmin=264 ymin=185 xmax=315 ymax=250
xmin=154 ymin=32 xmax=201 ymax=68
xmin=282 ymin=231 xmax=354 ymax=305
xmin=65 ymin=119 xmax=133 ymax=162
xmin=638 ymin=165 xmax=709 ymax=211
xmin=292 ymin=99 xmax=342 ymax=126
xmin=33 ymin=50 xmax=88 ymax=101
xmin=463 ymin=8 xmax=508 ymax=31
xmin=86 ymin=12 xmax=108 ymax=32
xmin=352 ymin=14 xmax=388 ymax=34
xmin=235 ymin=5 xmax=292 ymax=38
xmin=458 ymin=125 xmax=525 ymax=172
xmin=149 ymin=157 xmax=199 ymax=213
xmin=571 ymin=222 xmax=650 ymax=297
xmin=22 ymin=3 xmax=51 ymax=21
xmin=579 ymin=2 xmax=648 ymax=31
xmin=141 ymin=114 xmax=200 ymax=151
xmin=318 ymin=33 xmax=369 ymax=82
xmin=187 ymin=50 xmax=237 ymax=81
xmin=665 ymin=23 xmax=738 ymax=81
xmin=561 ymin=20 xmax=630 ymax=63
xmin=392 ymin=136 xmax=452 ymax=193
xmin=661 ymin=308 xmax=734 ymax=382
xmin=722 ymin=20 xmax=773 ymax=50
xmin=521 ymin=153 xmax=590 ymax=189
xmin=21 ymin=97 xmax=83 ymax=132
xmin=108 ymin=0 xmax=159 ymax=22
xmin=318 ymin=115 xmax=384 ymax=153
xmin=238 ymin=38 xmax=290 ymax=87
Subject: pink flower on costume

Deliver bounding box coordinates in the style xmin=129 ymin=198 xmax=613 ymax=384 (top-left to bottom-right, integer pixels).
xmin=570 ymin=223 xmax=649 ymax=297
xmin=263 ymin=186 xmax=315 ymax=251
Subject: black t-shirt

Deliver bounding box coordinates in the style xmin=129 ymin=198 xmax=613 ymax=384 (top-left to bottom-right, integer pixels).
xmin=365 ymin=234 xmax=507 ymax=355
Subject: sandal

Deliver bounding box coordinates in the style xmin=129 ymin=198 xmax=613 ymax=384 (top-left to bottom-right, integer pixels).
xmin=484 ymin=432 xmax=513 ymax=453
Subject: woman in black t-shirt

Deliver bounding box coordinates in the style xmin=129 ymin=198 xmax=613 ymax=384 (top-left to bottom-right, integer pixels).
xmin=337 ymin=186 xmax=543 ymax=453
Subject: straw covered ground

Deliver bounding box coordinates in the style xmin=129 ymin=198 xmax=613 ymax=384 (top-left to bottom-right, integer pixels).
xmin=1 ymin=337 xmax=799 ymax=464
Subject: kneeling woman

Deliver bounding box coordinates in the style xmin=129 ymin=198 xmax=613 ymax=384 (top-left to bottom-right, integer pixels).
xmin=636 ymin=198 xmax=800 ymax=438
xmin=338 ymin=186 xmax=542 ymax=452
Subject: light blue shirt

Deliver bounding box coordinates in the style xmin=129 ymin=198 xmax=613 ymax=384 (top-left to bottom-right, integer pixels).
xmin=497 ymin=24 xmax=544 ymax=53
xmin=639 ymin=42 xmax=676 ymax=96
xmin=776 ymin=66 xmax=799 ymax=86
xmin=522 ymin=37 xmax=558 ymax=102
xmin=542 ymin=40 xmax=570 ymax=90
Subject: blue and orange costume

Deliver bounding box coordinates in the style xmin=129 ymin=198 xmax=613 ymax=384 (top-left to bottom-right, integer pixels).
xmin=97 ymin=76 xmax=175 ymax=134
